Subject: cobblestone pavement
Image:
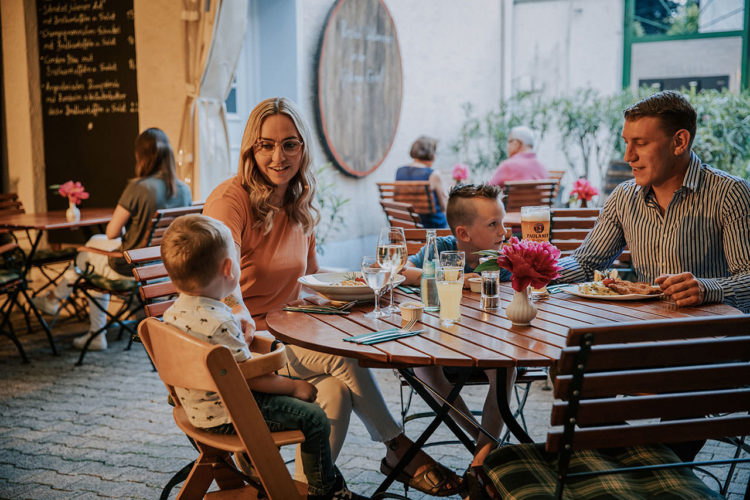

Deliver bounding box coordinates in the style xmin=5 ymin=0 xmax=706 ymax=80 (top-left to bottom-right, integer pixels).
xmin=0 ymin=311 xmax=747 ymax=499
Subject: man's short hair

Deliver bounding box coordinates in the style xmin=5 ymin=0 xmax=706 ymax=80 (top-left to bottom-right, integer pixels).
xmin=446 ymin=183 xmax=503 ymax=233
xmin=409 ymin=136 xmax=438 ymax=162
xmin=161 ymin=214 xmax=234 ymax=294
xmin=510 ymin=126 xmax=536 ymax=149
xmin=623 ymin=90 xmax=697 ymax=148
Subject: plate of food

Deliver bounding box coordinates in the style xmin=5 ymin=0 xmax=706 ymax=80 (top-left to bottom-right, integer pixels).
xmin=298 ymin=272 xmax=406 ymax=301
xmin=564 ymin=277 xmax=663 ymax=301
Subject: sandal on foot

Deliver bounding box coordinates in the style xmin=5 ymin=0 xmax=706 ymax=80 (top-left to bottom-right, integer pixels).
xmin=380 ymin=458 xmax=463 ymax=497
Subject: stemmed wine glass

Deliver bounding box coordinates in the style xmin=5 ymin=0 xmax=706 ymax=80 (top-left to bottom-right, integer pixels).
xmin=361 ymin=256 xmax=390 ymax=318
xmin=376 ymin=227 xmax=407 ymax=316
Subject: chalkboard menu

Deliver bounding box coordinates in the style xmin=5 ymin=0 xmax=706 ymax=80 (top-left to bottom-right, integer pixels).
xmin=316 ymin=0 xmax=402 ymax=177
xmin=36 ymin=0 xmax=138 ymax=212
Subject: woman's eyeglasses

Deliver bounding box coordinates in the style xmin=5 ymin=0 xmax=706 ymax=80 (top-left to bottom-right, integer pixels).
xmin=252 ymin=138 xmax=304 ymax=158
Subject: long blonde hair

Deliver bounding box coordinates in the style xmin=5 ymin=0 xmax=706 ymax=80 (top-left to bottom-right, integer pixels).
xmin=238 ymin=97 xmax=319 ymax=235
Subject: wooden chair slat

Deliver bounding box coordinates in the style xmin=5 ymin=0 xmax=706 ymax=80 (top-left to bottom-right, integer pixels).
xmin=546 ymin=415 xmax=750 ymax=452
xmin=378 ymin=181 xmax=435 ymax=216
xmin=565 ymin=315 xmax=750 ymax=346
xmin=557 ymin=336 xmax=750 ymax=372
xmin=379 ymin=200 xmax=422 ymax=228
xmin=503 ymin=180 xmax=557 ymax=212
xmin=124 ymin=246 xmax=162 ymax=265
xmin=145 ymin=300 xmax=174 ymax=318
xmin=550 ymin=388 xmax=750 ymax=426
xmin=140 ymin=280 xmax=177 ymax=301
xmin=554 ymin=363 xmax=750 ymax=399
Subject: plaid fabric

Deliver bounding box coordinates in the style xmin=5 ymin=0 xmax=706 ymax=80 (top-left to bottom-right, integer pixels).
xmin=483 ymin=443 xmax=724 ymax=500
xmin=81 ymin=273 xmax=137 ymax=293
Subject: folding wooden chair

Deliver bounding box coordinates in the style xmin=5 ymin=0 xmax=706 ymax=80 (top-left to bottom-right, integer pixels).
xmin=502 ymin=179 xmax=557 ymax=212
xmin=378 ymin=181 xmax=442 ymax=228
xmin=483 ymin=315 xmax=750 ymax=499
xmin=0 ymin=193 xmax=79 ymax=298
xmin=379 ymin=200 xmax=424 ymax=229
xmin=139 ymin=318 xmax=306 ymax=499
xmin=0 ymin=242 xmax=56 ymax=362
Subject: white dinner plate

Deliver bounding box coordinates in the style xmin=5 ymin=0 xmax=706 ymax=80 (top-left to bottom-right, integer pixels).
xmin=298 ymin=272 xmax=406 ymax=301
xmin=563 ymin=284 xmax=663 ymax=301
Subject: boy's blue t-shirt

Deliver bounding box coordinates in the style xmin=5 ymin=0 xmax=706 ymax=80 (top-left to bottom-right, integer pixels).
xmin=408 ymin=235 xmax=511 ymax=280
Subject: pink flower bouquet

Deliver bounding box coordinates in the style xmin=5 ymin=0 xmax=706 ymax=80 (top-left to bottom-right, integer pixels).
xmin=570 ymin=178 xmax=598 ymax=203
xmin=51 ymin=181 xmax=90 ymax=205
xmin=474 ymin=237 xmax=562 ymax=292
xmin=452 ymin=163 xmax=469 ymax=183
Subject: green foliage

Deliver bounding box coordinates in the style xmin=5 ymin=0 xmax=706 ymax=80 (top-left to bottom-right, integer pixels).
xmin=666 ymin=1 xmax=700 ymax=35
xmin=314 ymin=163 xmax=350 ymax=255
xmin=452 ymin=87 xmax=750 ymax=187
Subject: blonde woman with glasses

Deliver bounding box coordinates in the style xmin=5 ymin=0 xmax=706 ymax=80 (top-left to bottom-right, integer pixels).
xmin=204 ymin=97 xmax=462 ymax=497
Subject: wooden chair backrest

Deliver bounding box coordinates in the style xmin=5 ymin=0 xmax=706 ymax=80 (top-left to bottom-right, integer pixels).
xmin=145 ymin=204 xmax=204 ymax=247
xmin=503 ymin=179 xmax=557 ymax=212
xmin=138 ymin=318 xmax=304 ymax=499
xmin=123 ymin=245 xmax=175 ymax=319
xmin=403 ymin=228 xmax=452 ymax=255
xmin=547 ymin=170 xmax=566 ymax=200
xmin=380 ymin=200 xmax=423 ymax=229
xmin=0 ymin=193 xmax=24 ymax=216
xmin=550 ymin=207 xmax=631 ymax=264
xmin=377 ymin=181 xmax=436 ymax=215
xmin=550 ymin=315 xmax=750 ymax=453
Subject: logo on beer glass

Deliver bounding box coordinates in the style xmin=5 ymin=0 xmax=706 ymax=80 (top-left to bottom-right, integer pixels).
xmin=521 ymin=206 xmax=550 ymax=242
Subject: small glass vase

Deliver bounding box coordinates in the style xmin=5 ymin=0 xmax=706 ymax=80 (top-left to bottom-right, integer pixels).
xmin=66 ymin=201 xmax=80 ymax=222
xmin=506 ymin=287 xmax=537 ymax=326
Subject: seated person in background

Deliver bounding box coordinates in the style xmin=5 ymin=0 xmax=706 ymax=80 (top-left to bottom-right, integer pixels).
xmin=160 ymin=214 xmax=365 ymax=500
xmin=33 ymin=128 xmax=192 ymax=351
xmin=395 ymin=136 xmax=448 ymax=228
xmin=488 ymin=125 xmax=549 ymax=187
xmin=401 ymin=184 xmax=515 ymax=474
xmin=555 ymin=90 xmax=750 ymax=461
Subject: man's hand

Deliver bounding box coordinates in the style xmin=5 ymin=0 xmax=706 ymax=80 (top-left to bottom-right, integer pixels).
xmin=291 ymin=379 xmax=317 ymax=402
xmin=655 ymin=272 xmax=704 ymax=307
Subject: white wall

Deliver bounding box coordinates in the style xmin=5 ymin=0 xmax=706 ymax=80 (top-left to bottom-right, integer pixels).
xmin=295 ymin=0 xmax=504 ymax=267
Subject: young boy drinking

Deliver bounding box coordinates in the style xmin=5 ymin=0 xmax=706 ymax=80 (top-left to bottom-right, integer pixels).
xmin=160 ymin=214 xmax=365 ymax=500
xmin=400 ymin=184 xmax=515 ymax=486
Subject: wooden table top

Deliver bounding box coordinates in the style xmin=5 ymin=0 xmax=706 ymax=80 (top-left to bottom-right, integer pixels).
xmin=0 ymin=208 xmax=114 ymax=230
xmin=266 ymin=284 xmax=739 ymax=370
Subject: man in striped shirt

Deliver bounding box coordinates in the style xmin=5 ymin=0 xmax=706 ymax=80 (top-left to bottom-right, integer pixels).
xmin=557 ymin=90 xmax=750 ymax=313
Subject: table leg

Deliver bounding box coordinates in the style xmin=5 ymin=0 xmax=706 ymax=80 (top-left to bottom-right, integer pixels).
xmin=373 ymin=368 xmax=474 ymax=496
xmin=496 ymin=367 xmax=532 ymax=443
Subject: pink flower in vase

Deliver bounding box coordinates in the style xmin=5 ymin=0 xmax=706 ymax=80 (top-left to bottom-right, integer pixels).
xmin=570 ymin=178 xmax=598 ymax=206
xmin=452 ymin=163 xmax=469 ymax=184
xmin=495 ymin=237 xmax=562 ymax=292
xmin=55 ymin=181 xmax=90 ymax=205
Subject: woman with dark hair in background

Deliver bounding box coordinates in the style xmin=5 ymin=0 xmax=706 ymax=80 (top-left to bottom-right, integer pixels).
xmin=395 ymin=136 xmax=448 ymax=228
xmin=33 ymin=128 xmax=192 ymax=351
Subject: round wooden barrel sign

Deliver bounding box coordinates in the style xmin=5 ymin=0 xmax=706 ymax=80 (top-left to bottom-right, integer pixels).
xmin=316 ymin=0 xmax=402 ymax=177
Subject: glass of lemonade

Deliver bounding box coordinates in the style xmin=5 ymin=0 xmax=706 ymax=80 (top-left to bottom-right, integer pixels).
xmin=521 ymin=206 xmax=551 ymax=295
xmin=437 ymin=251 xmax=465 ymax=326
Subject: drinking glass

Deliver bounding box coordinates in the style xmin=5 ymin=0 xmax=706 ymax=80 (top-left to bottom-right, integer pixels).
xmin=521 ymin=206 xmax=551 ymax=296
xmin=361 ymin=256 xmax=390 ymax=318
xmin=437 ymin=251 xmax=465 ymax=326
xmin=376 ymin=227 xmax=407 ymax=315
xmin=437 ymin=266 xmax=464 ymax=326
